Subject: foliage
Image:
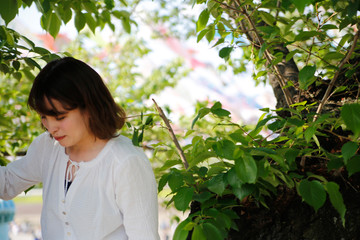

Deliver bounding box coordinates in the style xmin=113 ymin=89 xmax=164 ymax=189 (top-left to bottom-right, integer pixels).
xmin=158 ymin=101 xmax=360 ymax=239
xmin=1 ymin=0 xmax=360 ymax=239
xmin=155 ymin=0 xmax=360 ymax=238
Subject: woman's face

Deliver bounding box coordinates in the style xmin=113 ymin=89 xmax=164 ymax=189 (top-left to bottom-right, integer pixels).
xmin=40 ymin=97 xmax=94 ymax=149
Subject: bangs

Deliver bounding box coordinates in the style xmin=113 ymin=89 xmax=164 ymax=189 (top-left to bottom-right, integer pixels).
xmin=31 ymin=94 xmax=76 ymax=117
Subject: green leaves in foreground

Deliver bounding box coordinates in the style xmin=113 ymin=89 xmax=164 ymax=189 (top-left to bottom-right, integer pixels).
xmin=0 ymin=0 xmax=19 ymax=25
xmin=341 ymin=103 xmax=360 ymax=138
xmin=191 ymin=101 xmax=230 ymax=129
xmin=299 ymin=179 xmax=346 ymax=225
xmin=299 ymin=179 xmax=326 ymax=212
xmin=299 ymin=65 xmax=316 ymax=90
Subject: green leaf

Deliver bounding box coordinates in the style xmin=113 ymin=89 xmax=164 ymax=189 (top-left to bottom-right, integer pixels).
xmin=341 ymin=141 xmax=358 ymax=164
xmin=207 ymin=174 xmax=226 ymax=196
xmin=41 ymin=11 xmax=61 ymax=38
xmin=304 ymin=125 xmax=316 ymax=143
xmin=174 ymin=187 xmax=195 ymax=211
xmin=49 ymin=12 xmax=61 ymax=38
xmin=13 ymin=71 xmax=22 ymax=80
xmin=219 ymin=47 xmax=233 ymax=61
xmin=337 ymin=34 xmax=352 ymax=51
xmin=12 ymin=60 xmax=20 ymax=71
xmin=192 ymin=225 xmax=206 ymax=240
xmin=258 ymin=11 xmax=276 ymax=26
xmin=41 ymin=0 xmax=51 ymax=13
xmin=173 ymin=219 xmax=191 ymax=240
xmin=227 ymin=168 xmax=243 ymax=188
xmin=203 ymin=222 xmax=223 ymax=240
xmin=347 ymin=155 xmax=360 ymax=176
xmin=20 ymin=35 xmax=35 ymax=49
xmin=213 ymin=140 xmax=237 ymax=160
xmin=323 ymin=52 xmax=345 ymax=60
xmin=105 ymin=0 xmax=115 ymax=9
xmin=285 ymin=148 xmax=299 ymax=168
xmin=197 ymin=28 xmax=209 ymax=43
xmin=157 ymin=173 xmax=169 ymax=192
xmin=321 ymin=24 xmax=338 ymax=30
xmin=75 ymin=11 xmax=86 ymax=32
xmin=206 ymin=26 xmax=215 ymax=43
xmin=112 ymin=10 xmax=130 ymax=19
xmin=83 ymin=1 xmax=98 ymax=13
xmin=341 ymin=104 xmax=360 ymax=137
xmin=229 ymin=129 xmax=249 ymax=146
xmin=193 ymin=191 xmax=213 ymax=203
xmin=24 ymin=57 xmax=41 ymax=70
xmin=325 ymin=182 xmax=346 ymax=226
xmin=299 ymin=179 xmax=326 ymax=212
xmin=233 ymin=184 xmax=255 ymax=201
xmin=58 ymin=5 xmax=72 ymax=24
xmin=121 ymin=17 xmax=131 ymax=33
xmin=235 ymin=152 xmax=257 ymax=183
xmin=84 ymin=13 xmax=96 ymax=33
xmin=295 ymin=31 xmax=319 ymax=41
xmin=168 ymin=171 xmax=184 ymax=191
xmin=291 ymin=0 xmax=312 ymax=13
xmin=197 ymin=8 xmax=210 ymax=32
xmin=256 ymin=159 xmax=270 ymax=178
xmin=0 ymin=0 xmax=19 ymax=25
xmin=212 ymin=37 xmax=224 ymax=48
xmin=298 ymin=65 xmax=316 ymax=90
xmin=210 ymin=102 xmax=230 ymax=117
xmin=258 ymin=42 xmax=268 ymax=59
xmin=132 ymin=128 xmax=139 ymax=146
xmin=191 ymin=107 xmax=210 ymax=129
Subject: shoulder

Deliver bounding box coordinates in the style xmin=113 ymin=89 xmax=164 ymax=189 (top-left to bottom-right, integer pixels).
xmin=106 ymin=135 xmax=151 ymax=167
xmin=110 ymin=135 xmax=147 ymax=158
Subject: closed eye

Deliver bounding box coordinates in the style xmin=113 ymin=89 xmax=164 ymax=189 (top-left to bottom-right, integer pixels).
xmin=55 ymin=115 xmax=66 ymax=121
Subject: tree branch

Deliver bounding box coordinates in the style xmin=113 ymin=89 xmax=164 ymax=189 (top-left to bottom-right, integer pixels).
xmin=314 ymin=30 xmax=360 ymax=121
xmin=241 ymin=7 xmax=295 ymax=106
xmin=152 ymin=99 xmax=189 ymax=169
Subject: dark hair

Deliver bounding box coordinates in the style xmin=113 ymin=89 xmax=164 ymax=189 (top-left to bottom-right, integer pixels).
xmin=28 ymin=57 xmax=126 ymax=139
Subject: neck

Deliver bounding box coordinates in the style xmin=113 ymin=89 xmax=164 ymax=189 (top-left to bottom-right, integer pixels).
xmin=66 ymin=138 xmax=109 ymax=162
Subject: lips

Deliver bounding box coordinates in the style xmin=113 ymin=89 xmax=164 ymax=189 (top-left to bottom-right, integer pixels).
xmin=54 ymin=136 xmax=65 ymax=141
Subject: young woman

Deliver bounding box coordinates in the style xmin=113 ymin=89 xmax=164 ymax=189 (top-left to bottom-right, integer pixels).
xmin=0 ymin=57 xmax=160 ymax=239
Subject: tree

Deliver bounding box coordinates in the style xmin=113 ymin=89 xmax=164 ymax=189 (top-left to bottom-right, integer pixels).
xmin=1 ymin=0 xmax=360 ymax=239
xmin=164 ymin=0 xmax=360 ymax=239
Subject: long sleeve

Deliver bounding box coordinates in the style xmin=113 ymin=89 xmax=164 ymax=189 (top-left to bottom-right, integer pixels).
xmin=114 ymin=152 xmax=160 ymax=240
xmin=0 ymin=133 xmax=47 ymax=200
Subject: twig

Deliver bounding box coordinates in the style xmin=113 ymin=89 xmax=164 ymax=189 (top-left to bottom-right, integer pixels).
xmin=212 ymin=0 xmax=243 ymax=13
xmin=241 ymin=7 xmax=294 ymax=106
xmin=152 ymin=99 xmax=189 ymax=169
xmin=314 ymin=30 xmax=360 ymax=121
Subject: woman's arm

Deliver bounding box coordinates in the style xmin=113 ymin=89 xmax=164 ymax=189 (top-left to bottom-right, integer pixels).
xmin=114 ymin=153 xmax=160 ymax=240
xmin=0 ymin=133 xmax=46 ymax=200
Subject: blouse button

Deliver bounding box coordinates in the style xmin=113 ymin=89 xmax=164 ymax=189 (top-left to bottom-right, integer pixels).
xmin=62 ymin=211 xmax=66 ymax=215
xmin=62 ymin=199 xmax=65 ymax=203
xmin=65 ymin=222 xmax=70 ymax=225
xmin=67 ymin=232 xmax=71 ymax=236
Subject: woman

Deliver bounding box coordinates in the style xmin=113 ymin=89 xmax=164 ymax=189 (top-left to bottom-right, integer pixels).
xmin=0 ymin=57 xmax=160 ymax=239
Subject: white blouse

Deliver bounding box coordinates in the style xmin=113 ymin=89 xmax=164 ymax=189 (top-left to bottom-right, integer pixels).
xmin=0 ymin=132 xmax=160 ymax=240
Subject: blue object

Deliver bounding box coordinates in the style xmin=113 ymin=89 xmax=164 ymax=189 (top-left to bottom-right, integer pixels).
xmin=0 ymin=199 xmax=15 ymax=240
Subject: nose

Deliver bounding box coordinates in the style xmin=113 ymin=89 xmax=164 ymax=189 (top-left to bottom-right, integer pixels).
xmin=42 ymin=117 xmax=58 ymax=135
